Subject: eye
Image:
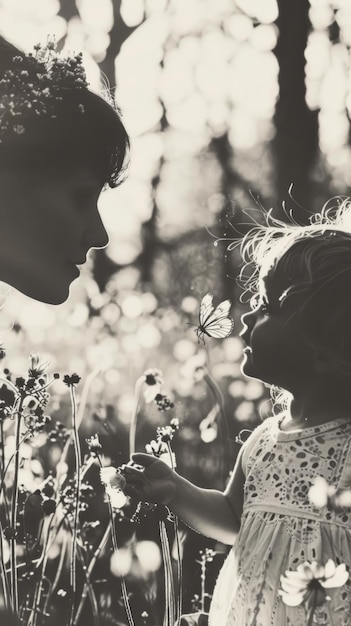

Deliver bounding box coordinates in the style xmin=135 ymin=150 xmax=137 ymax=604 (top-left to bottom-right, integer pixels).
xmin=260 ymin=298 xmax=272 ymax=315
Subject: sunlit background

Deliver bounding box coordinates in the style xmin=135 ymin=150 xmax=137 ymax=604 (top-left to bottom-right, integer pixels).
xmin=1 ymin=0 xmax=351 ymax=622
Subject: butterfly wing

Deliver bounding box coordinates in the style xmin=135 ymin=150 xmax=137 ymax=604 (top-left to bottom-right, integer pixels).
xmin=197 ymin=295 xmax=234 ymax=340
xmin=203 ymin=316 xmax=234 ymax=339
xmin=199 ymin=294 xmax=215 ymax=326
xmin=194 ymin=294 xmax=215 ymax=343
xmin=211 ymin=299 xmax=231 ymax=318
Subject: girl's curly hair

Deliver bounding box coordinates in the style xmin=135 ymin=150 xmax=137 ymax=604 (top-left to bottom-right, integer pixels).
xmin=236 ymin=197 xmax=351 ymax=409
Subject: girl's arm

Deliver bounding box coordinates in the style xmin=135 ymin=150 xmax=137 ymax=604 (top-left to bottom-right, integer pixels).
xmin=124 ymin=449 xmax=246 ymax=545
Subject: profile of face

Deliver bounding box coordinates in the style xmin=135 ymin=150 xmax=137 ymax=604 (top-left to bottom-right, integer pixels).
xmin=239 ymin=270 xmax=317 ymax=391
xmin=0 ymin=165 xmax=109 ymax=304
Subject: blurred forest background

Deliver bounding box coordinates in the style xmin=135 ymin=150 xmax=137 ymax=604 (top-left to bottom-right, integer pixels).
xmin=1 ymin=0 xmax=351 ymax=624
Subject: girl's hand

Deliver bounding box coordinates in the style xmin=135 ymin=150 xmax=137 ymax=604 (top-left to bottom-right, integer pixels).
xmin=122 ymin=452 xmax=177 ymax=506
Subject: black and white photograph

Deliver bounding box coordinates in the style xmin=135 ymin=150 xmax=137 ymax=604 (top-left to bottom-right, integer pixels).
xmin=0 ymin=1 xmax=351 ymax=625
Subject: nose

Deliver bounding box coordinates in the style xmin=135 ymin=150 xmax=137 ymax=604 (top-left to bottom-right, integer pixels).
xmin=239 ymin=309 xmax=258 ymax=343
xmin=86 ymin=208 xmax=109 ymax=250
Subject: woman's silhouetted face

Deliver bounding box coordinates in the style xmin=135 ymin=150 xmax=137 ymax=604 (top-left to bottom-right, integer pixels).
xmin=0 ymin=165 xmax=109 ymax=304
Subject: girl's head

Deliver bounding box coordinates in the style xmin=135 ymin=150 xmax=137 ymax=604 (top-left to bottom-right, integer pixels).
xmin=240 ymin=200 xmax=351 ymax=391
xmin=0 ymin=36 xmax=129 ymax=304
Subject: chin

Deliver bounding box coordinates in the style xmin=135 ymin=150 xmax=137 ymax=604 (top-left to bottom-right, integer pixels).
xmin=241 ymin=358 xmax=269 ymax=385
xmin=16 ymin=280 xmax=71 ymax=305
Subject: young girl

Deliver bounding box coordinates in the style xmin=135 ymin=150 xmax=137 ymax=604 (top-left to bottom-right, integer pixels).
xmin=123 ymin=202 xmax=351 ymax=625
xmin=0 ymin=35 xmax=129 ymax=305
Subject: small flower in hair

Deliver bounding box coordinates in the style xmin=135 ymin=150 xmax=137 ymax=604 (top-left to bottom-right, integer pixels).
xmin=0 ymin=39 xmax=89 ymax=141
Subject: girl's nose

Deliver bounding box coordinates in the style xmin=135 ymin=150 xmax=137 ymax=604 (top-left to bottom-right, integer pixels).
xmin=239 ymin=309 xmax=257 ymax=341
xmin=241 ymin=309 xmax=257 ymax=328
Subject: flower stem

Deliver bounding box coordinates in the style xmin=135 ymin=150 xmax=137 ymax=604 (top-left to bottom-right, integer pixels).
xmin=56 ymin=367 xmax=100 ymax=489
xmin=200 ymin=555 xmax=206 ymax=613
xmin=9 ymin=398 xmax=23 ymax=616
xmin=306 ymin=591 xmax=317 ymax=626
xmin=29 ymin=515 xmax=55 ymax=626
xmin=0 ymin=521 xmax=10 ymax=611
xmin=97 ymin=455 xmax=134 ymax=626
xmin=73 ymin=524 xmax=111 ymax=625
xmin=129 ymin=377 xmax=144 ymax=456
xmin=167 ymin=441 xmax=182 ymax=622
xmin=159 ymin=520 xmax=175 ymax=626
xmin=69 ymin=384 xmax=82 ymax=626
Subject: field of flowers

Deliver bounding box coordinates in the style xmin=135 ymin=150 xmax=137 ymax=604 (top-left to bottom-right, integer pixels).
xmin=0 ymin=272 xmax=267 ymax=625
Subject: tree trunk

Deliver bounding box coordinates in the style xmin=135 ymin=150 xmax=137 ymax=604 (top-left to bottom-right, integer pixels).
xmin=272 ymin=0 xmax=319 ymax=223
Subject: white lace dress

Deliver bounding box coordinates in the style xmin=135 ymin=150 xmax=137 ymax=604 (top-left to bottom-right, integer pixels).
xmin=209 ymin=416 xmax=351 ymax=626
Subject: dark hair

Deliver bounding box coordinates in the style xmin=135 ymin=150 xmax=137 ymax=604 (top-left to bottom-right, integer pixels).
xmin=0 ymin=35 xmax=129 ymax=187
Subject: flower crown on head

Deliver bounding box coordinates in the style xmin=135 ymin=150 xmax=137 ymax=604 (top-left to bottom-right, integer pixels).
xmin=0 ymin=37 xmax=89 ymax=142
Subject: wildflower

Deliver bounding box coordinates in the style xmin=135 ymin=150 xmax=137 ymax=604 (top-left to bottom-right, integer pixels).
xmin=279 ymin=559 xmax=349 ymax=608
xmin=28 ymin=353 xmax=49 ymax=378
xmin=154 ymin=393 xmax=174 ymax=411
xmin=143 ymin=368 xmax=163 ymax=402
xmin=157 ymin=423 xmax=178 ymax=442
xmin=63 ymin=373 xmax=81 ymax=387
xmin=145 ymin=439 xmax=176 ymax=468
xmin=100 ymin=466 xmax=128 ymax=510
xmin=86 ymin=433 xmax=102 ymax=456
xmin=24 ymin=411 xmax=51 ymax=435
xmin=0 ymin=344 xmax=5 ymax=360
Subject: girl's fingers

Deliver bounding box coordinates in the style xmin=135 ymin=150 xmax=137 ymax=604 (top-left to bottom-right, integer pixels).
xmin=124 ymin=483 xmax=143 ymax=499
xmin=131 ymin=453 xmax=156 ymax=467
xmin=120 ymin=464 xmax=144 ymax=475
xmin=123 ymin=473 xmax=144 ymax=486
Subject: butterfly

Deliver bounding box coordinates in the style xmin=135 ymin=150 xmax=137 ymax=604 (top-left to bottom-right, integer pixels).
xmin=194 ymin=293 xmax=234 ymax=343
